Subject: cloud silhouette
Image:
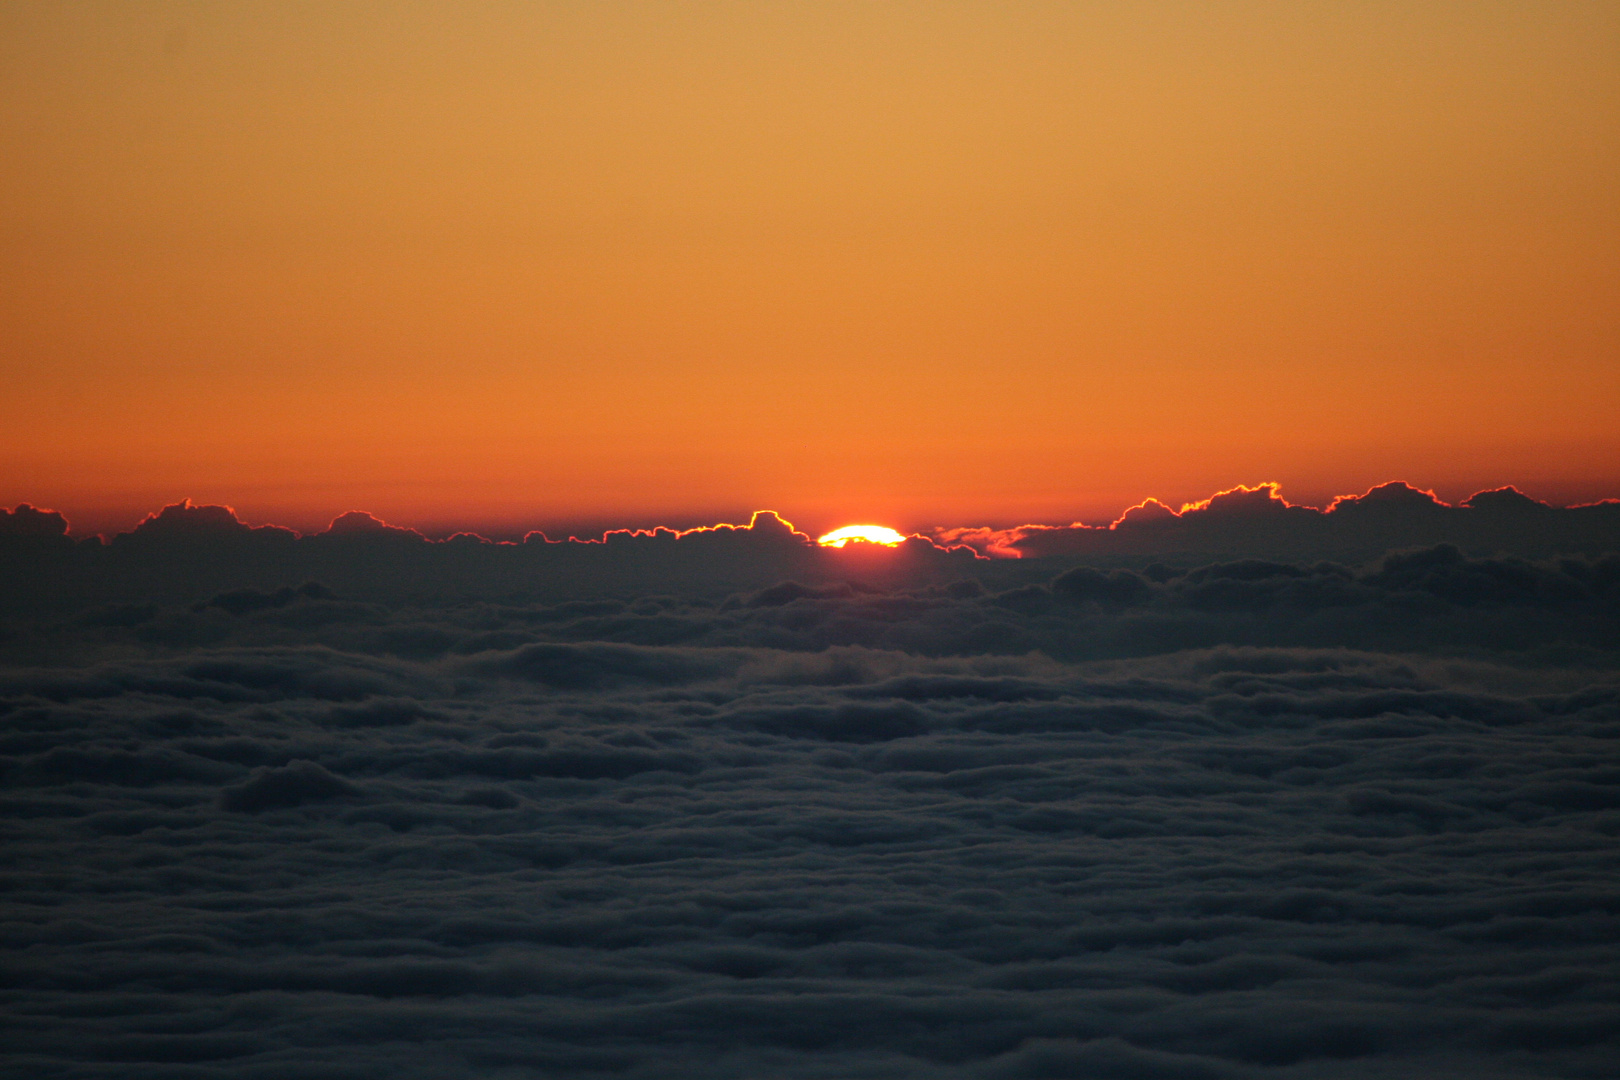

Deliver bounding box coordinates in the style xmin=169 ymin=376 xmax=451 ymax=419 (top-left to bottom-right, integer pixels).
xmin=317 ymin=509 xmax=430 ymax=541
xmin=940 ymin=482 xmax=1620 ymax=562
xmin=4 ymin=483 xmax=1618 ymax=618
xmin=117 ymin=499 xmax=298 ymax=546
xmin=0 ymin=502 xmax=996 ymax=612
xmin=0 ymin=502 xmax=69 ymax=540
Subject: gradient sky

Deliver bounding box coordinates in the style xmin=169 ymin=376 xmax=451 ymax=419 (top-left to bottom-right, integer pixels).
xmin=3 ymin=1 xmax=1617 ymax=537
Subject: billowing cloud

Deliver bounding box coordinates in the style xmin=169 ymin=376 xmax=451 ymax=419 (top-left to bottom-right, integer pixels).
xmin=1 ymin=490 xmax=1617 ymax=1077
xmin=4 ymin=484 xmax=1618 ymax=616
xmin=1 ymin=611 xmax=1616 ymax=1076
xmin=0 ymin=503 xmax=69 ymax=540
xmin=0 ymin=503 xmax=992 ymax=611
xmin=938 ymin=482 xmax=1620 ymax=562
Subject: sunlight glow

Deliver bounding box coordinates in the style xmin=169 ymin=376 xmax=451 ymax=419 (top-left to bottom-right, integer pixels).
xmin=817 ymin=525 xmax=907 ymax=548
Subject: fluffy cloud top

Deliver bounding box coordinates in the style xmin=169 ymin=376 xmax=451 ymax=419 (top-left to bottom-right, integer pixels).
xmin=941 ymin=483 xmax=1620 ymax=562
xmin=1 ymin=537 xmax=1618 ymax=1076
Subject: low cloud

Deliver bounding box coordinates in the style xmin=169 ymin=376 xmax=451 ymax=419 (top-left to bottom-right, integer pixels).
xmin=1 ymin=625 xmax=1615 ymax=1077
xmin=1 ymin=493 xmax=1617 ymax=1077
xmin=219 ymin=758 xmax=362 ymax=812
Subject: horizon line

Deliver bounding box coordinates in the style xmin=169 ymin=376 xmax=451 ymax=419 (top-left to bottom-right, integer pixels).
xmin=5 ymin=480 xmax=1619 ymax=559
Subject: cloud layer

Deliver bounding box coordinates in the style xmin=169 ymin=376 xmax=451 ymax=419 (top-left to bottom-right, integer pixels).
xmin=1 ymin=530 xmax=1618 ymax=1076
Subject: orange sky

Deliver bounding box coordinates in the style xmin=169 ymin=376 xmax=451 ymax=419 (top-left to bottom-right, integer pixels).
xmin=3 ymin=2 xmax=1618 ymax=537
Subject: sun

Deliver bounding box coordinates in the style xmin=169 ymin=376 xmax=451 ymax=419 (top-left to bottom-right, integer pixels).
xmin=817 ymin=524 xmax=907 ymax=548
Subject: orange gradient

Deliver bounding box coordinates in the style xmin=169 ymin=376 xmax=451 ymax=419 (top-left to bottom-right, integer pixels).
xmin=2 ymin=3 xmax=1617 ymax=535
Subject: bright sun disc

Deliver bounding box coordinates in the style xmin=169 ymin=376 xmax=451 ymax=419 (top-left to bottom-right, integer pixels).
xmin=817 ymin=525 xmax=907 ymax=548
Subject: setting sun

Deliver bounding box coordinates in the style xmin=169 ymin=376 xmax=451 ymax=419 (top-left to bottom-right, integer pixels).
xmin=817 ymin=525 xmax=907 ymax=548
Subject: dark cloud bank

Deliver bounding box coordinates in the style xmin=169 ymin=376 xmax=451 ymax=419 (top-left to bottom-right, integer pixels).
xmin=2 ymin=489 xmax=1618 ymax=1078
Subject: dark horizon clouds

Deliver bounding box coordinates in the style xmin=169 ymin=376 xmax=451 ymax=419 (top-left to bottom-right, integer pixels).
xmin=4 ymin=481 xmax=1619 ymax=610
xmin=8 ymin=481 xmax=1617 ymax=553
xmin=2 ymin=483 xmax=1618 ymax=1077
xmin=936 ymin=482 xmax=1620 ymax=562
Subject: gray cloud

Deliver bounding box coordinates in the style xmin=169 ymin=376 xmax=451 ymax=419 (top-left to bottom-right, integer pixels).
xmin=1 ymin=606 xmax=1617 ymax=1077
xmin=1 ymin=521 xmax=1618 ymax=1077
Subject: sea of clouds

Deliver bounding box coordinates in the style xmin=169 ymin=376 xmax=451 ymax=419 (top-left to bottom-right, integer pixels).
xmin=2 ymin=501 xmax=1619 ymax=1078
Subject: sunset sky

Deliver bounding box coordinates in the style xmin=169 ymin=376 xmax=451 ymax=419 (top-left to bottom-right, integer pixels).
xmin=3 ymin=1 xmax=1617 ymax=537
